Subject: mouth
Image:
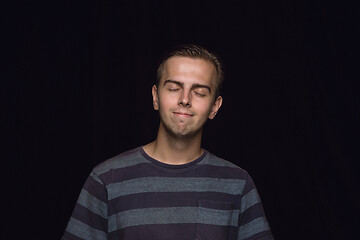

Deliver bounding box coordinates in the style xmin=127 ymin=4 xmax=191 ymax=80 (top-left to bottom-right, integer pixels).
xmin=173 ymin=111 xmax=194 ymax=117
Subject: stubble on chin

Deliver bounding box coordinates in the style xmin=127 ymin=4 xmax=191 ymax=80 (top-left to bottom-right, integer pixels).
xmin=160 ymin=117 xmax=200 ymax=140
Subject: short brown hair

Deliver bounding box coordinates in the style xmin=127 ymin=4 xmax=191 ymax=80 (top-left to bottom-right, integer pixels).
xmin=156 ymin=44 xmax=224 ymax=98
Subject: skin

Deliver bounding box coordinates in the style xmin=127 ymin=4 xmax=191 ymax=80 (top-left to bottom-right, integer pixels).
xmin=143 ymin=56 xmax=223 ymax=165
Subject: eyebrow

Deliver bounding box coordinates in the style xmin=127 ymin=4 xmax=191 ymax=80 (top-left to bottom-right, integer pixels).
xmin=164 ymin=79 xmax=212 ymax=93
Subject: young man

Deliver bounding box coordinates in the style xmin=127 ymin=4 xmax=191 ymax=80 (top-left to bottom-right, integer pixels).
xmin=62 ymin=44 xmax=274 ymax=240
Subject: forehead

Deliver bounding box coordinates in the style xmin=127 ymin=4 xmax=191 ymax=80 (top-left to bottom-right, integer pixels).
xmin=162 ymin=56 xmax=217 ymax=86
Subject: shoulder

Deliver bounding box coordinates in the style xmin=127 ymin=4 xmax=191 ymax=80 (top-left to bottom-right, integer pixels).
xmin=200 ymin=151 xmax=250 ymax=179
xmin=92 ymin=147 xmax=148 ymax=176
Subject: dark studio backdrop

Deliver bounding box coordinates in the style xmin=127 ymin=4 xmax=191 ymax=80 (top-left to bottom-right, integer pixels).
xmin=3 ymin=0 xmax=359 ymax=239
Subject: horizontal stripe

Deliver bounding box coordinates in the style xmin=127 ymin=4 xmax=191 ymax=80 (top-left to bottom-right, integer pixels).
xmin=238 ymin=217 xmax=270 ymax=240
xmin=240 ymin=203 xmax=266 ymax=225
xmin=108 ymin=192 xmax=240 ymax=215
xmin=199 ymin=207 xmax=239 ymax=226
xmin=72 ymin=204 xmax=107 ymax=232
xmin=242 ymin=231 xmax=273 ymax=240
xmin=105 ymin=163 xmax=248 ymax=184
xmin=241 ymin=189 xmax=260 ymax=213
xmin=93 ymin=149 xmax=247 ymax=181
xmin=199 ymin=199 xmax=234 ymax=210
xmin=199 ymin=154 xmax=241 ymax=168
xmin=108 ymin=207 xmax=240 ymax=232
xmin=140 ymin=147 xmax=207 ymax=170
xmin=108 ymin=207 xmax=197 ymax=231
xmin=66 ymin=217 xmax=107 ymax=240
xmin=62 ymin=231 xmax=87 ymax=240
xmin=197 ymin=224 xmax=235 ymax=240
xmin=90 ymin=171 xmax=103 ymax=184
xmin=108 ymin=177 xmax=246 ymax=199
xmin=83 ymin=174 xmax=108 ymax=203
xmin=108 ymin=223 xmax=197 ymax=240
xmin=94 ymin=149 xmax=148 ymax=176
xmin=78 ymin=189 xmax=107 ymax=219
xmin=242 ymin=175 xmax=256 ymax=195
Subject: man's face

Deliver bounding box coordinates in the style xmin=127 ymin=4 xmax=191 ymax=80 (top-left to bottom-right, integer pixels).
xmin=152 ymin=56 xmax=223 ymax=139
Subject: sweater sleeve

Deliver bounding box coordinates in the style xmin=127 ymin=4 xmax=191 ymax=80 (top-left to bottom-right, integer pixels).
xmin=62 ymin=171 xmax=109 ymax=240
xmin=237 ymin=174 xmax=274 ymax=240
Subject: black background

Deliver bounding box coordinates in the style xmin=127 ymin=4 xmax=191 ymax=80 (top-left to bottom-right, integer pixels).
xmin=3 ymin=0 xmax=359 ymax=239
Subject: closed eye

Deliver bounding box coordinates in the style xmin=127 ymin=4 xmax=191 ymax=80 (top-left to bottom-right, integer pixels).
xmin=168 ymin=88 xmax=181 ymax=92
xmin=194 ymin=91 xmax=206 ymax=97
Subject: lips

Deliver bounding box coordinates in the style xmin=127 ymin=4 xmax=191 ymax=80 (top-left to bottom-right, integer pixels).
xmin=173 ymin=111 xmax=193 ymax=117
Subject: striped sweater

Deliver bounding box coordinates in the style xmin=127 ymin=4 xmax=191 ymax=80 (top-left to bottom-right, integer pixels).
xmin=62 ymin=147 xmax=273 ymax=240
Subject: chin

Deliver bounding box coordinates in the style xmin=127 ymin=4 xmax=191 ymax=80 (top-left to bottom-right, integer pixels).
xmin=160 ymin=119 xmax=202 ymax=140
xmin=168 ymin=127 xmax=201 ymax=140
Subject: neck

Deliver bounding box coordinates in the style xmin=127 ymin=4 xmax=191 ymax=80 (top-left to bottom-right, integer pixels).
xmin=143 ymin=124 xmax=203 ymax=165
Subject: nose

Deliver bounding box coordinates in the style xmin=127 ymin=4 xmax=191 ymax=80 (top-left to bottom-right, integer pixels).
xmin=178 ymin=90 xmax=192 ymax=107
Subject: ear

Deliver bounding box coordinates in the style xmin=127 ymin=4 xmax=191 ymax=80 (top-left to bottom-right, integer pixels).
xmin=152 ymin=85 xmax=159 ymax=110
xmin=208 ymin=96 xmax=223 ymax=120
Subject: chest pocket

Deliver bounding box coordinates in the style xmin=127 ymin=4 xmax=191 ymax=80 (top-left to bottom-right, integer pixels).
xmin=196 ymin=200 xmax=236 ymax=240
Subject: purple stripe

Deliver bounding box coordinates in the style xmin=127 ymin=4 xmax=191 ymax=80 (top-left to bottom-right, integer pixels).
xmin=72 ymin=203 xmax=107 ymax=231
xmin=108 ymin=224 xmax=240 ymax=240
xmin=199 ymin=199 xmax=234 ymax=210
xmin=139 ymin=147 xmax=207 ymax=170
xmin=100 ymin=163 xmax=248 ymax=185
xmin=197 ymin=224 xmax=231 ymax=240
xmin=108 ymin=223 xmax=197 ymax=240
xmin=108 ymin=191 xmax=241 ymax=215
xmin=239 ymin=203 xmax=265 ymax=225
xmin=62 ymin=231 xmax=87 ymax=240
xmin=244 ymin=230 xmax=274 ymax=240
xmin=83 ymin=175 xmax=107 ymax=203
xmin=228 ymin=226 xmax=240 ymax=239
xmin=242 ymin=175 xmax=256 ymax=195
xmin=94 ymin=148 xmax=146 ymax=177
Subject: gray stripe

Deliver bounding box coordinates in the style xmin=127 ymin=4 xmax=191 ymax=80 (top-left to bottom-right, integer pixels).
xmin=108 ymin=207 xmax=239 ymax=232
xmin=66 ymin=217 xmax=107 ymax=240
xmin=199 ymin=154 xmax=240 ymax=168
xmin=240 ymin=189 xmax=260 ymax=213
xmin=94 ymin=151 xmax=148 ymax=175
xmin=90 ymin=171 xmax=103 ymax=184
xmin=238 ymin=217 xmax=270 ymax=240
xmin=78 ymin=189 xmax=108 ymax=219
xmin=199 ymin=207 xmax=240 ymax=227
xmin=108 ymin=177 xmax=246 ymax=199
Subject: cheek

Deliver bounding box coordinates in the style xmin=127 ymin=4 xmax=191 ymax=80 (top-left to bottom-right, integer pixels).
xmin=195 ymin=101 xmax=214 ymax=116
xmin=160 ymin=94 xmax=179 ymax=108
xmin=158 ymin=97 xmax=170 ymax=110
xmin=157 ymin=97 xmax=174 ymax=116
